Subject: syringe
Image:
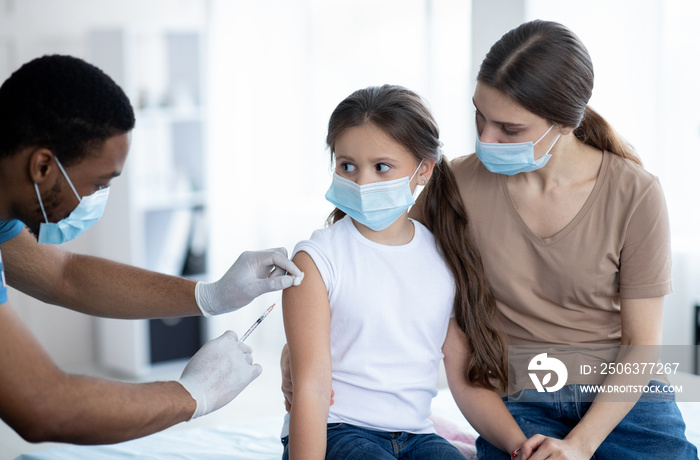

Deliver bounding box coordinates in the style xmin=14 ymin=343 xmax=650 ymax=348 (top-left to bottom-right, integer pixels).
xmin=240 ymin=298 xmax=279 ymax=342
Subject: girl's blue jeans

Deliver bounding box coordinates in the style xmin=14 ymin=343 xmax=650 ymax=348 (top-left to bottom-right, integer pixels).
xmin=282 ymin=423 xmax=466 ymax=459
xmin=477 ymin=381 xmax=698 ymax=460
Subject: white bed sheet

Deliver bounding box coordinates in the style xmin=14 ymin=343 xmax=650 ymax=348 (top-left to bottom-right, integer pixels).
xmin=14 ymin=418 xmax=283 ymax=460
xmin=15 ymin=375 xmax=700 ymax=459
xmin=13 ymin=390 xmax=475 ymax=460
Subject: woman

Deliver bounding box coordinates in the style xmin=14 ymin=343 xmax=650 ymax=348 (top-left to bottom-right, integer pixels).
xmin=436 ymin=19 xmax=697 ymax=459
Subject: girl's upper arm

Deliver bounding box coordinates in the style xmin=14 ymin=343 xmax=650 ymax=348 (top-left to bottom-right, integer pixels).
xmin=282 ymin=251 xmax=332 ymax=394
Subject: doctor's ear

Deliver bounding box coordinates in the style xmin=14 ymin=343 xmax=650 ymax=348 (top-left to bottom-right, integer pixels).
xmin=27 ymin=148 xmax=57 ymax=184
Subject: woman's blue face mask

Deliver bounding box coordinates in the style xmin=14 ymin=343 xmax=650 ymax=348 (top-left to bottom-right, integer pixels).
xmin=475 ymin=124 xmax=561 ymax=175
xmin=34 ymin=157 xmax=110 ymax=245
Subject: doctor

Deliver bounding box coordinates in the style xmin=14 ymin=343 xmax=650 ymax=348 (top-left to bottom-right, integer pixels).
xmin=0 ymin=55 xmax=301 ymax=444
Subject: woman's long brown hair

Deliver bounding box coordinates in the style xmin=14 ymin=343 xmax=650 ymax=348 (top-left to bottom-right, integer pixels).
xmin=326 ymin=85 xmax=507 ymax=391
xmin=478 ymin=19 xmax=642 ymax=166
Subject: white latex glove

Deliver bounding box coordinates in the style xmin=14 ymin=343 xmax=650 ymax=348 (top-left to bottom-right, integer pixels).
xmin=178 ymin=330 xmax=262 ymax=419
xmin=195 ymin=247 xmax=303 ymax=317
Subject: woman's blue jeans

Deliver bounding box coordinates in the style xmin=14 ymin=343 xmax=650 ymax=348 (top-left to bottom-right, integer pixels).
xmin=477 ymin=381 xmax=698 ymax=460
xmin=282 ymin=423 xmax=466 ymax=459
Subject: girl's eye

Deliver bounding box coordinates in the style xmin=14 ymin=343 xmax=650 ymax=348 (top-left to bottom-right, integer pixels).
xmin=376 ymin=163 xmax=391 ymax=173
xmin=340 ymin=162 xmax=356 ymax=173
xmin=501 ymin=125 xmax=519 ymax=136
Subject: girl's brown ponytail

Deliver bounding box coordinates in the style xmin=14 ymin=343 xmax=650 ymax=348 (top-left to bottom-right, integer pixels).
xmin=422 ymin=156 xmax=507 ymax=391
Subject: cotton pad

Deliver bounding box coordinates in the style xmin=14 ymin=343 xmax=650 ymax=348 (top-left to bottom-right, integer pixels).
xmin=293 ymin=272 xmax=305 ymax=286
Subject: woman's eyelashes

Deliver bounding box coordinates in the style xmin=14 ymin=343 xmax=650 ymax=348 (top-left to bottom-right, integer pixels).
xmin=475 ymin=110 xmax=521 ymax=137
xmin=501 ymin=126 xmax=520 ymax=136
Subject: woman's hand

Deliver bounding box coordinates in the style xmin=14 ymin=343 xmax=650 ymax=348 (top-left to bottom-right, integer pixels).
xmin=520 ymin=434 xmax=590 ymax=460
xmin=280 ymin=343 xmax=334 ymax=412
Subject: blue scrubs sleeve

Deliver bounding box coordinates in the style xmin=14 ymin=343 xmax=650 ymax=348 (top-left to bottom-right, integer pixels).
xmin=0 ymin=251 xmax=7 ymax=304
xmin=0 ymin=220 xmax=23 ymax=304
xmin=0 ymin=220 xmax=23 ymax=244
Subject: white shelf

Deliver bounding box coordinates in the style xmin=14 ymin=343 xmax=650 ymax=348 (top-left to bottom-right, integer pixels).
xmin=133 ymin=189 xmax=207 ymax=212
xmin=89 ymin=27 xmax=209 ymax=378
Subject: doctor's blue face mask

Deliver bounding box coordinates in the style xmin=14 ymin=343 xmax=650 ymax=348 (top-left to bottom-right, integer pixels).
xmin=34 ymin=157 xmax=110 ymax=245
xmin=475 ymin=124 xmax=561 ymax=175
xmin=325 ymin=161 xmax=423 ymax=231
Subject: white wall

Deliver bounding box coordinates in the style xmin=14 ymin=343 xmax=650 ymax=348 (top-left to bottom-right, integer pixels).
xmin=204 ymin=0 xmax=472 ymax=351
xmin=524 ymin=0 xmax=700 ymax=361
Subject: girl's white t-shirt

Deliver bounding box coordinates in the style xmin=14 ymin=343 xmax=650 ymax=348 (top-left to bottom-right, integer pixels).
xmin=283 ymin=216 xmax=455 ymax=436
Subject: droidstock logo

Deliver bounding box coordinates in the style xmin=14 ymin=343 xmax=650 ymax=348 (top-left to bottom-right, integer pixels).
xmin=528 ymin=353 xmax=568 ymax=392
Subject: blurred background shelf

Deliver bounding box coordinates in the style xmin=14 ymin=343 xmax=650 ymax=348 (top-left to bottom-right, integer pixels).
xmin=89 ymin=27 xmax=210 ymax=378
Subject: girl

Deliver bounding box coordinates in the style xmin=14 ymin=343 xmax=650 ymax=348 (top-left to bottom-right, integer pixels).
xmin=281 ymin=85 xmax=525 ymax=459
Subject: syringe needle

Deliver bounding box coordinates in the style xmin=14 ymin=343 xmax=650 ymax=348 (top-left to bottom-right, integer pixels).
xmin=240 ymin=301 xmax=277 ymax=342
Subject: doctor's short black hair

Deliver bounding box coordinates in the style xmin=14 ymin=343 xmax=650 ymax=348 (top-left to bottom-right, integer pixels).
xmin=0 ymin=54 xmax=135 ymax=166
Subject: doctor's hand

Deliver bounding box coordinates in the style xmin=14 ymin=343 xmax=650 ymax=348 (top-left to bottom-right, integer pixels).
xmin=178 ymin=331 xmax=262 ymax=419
xmin=195 ymin=248 xmax=303 ymax=316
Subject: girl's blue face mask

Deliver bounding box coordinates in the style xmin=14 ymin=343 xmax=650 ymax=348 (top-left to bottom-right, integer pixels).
xmin=325 ymin=161 xmax=422 ymax=231
xmin=475 ymin=124 xmax=561 ymax=175
xmin=34 ymin=157 xmax=110 ymax=245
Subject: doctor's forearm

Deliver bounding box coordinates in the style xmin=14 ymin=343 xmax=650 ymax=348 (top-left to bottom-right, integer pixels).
xmin=2 ymin=230 xmax=199 ymax=318
xmin=0 ymin=303 xmax=196 ymax=444
xmin=10 ymin=374 xmax=195 ymax=444
xmin=58 ymin=253 xmax=200 ymax=318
